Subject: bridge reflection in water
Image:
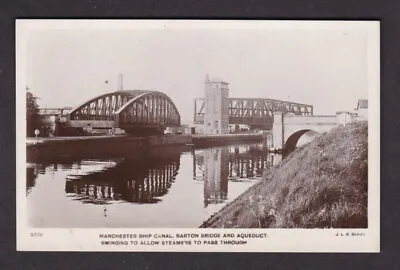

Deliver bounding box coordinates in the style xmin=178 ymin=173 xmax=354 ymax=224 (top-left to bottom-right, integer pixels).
xmin=26 ymin=143 xmax=281 ymax=227
xmin=193 ymin=145 xmax=279 ymax=207
xmin=26 ymin=166 xmax=38 ymax=195
xmin=63 ymin=156 xmax=181 ymax=204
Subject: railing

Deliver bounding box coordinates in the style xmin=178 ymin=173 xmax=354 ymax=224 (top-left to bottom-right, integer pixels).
xmin=284 ymin=115 xmax=338 ymax=124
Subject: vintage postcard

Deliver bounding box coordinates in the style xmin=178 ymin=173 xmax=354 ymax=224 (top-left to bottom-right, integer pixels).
xmin=16 ymin=20 xmax=380 ymax=252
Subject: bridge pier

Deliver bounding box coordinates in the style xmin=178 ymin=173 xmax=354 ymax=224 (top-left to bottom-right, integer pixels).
xmin=272 ymin=112 xmax=284 ymax=150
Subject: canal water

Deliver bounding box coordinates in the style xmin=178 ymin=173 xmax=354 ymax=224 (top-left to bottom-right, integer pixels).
xmin=26 ymin=143 xmax=282 ymax=228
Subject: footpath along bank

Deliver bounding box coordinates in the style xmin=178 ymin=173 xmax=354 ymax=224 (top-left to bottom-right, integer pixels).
xmin=201 ymin=121 xmax=368 ymax=228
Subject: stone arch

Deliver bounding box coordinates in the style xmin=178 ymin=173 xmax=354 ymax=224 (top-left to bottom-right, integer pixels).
xmin=284 ymin=129 xmax=320 ymax=152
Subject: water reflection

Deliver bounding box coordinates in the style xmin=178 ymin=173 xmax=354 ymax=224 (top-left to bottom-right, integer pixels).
xmin=203 ymin=148 xmax=229 ymax=206
xmin=194 ymin=145 xmax=279 ymax=207
xmin=26 ymin=143 xmax=283 ymax=227
xmin=26 ymin=166 xmax=38 ymax=195
xmin=27 ymin=163 xmax=52 ymax=195
xmin=64 ymin=156 xmax=181 ymax=204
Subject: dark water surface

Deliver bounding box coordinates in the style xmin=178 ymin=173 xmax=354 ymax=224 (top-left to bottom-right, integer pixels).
xmin=26 ymin=143 xmax=281 ymax=228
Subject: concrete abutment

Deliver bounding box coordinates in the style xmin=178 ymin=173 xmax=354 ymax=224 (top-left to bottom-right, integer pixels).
xmin=272 ymin=111 xmax=360 ymax=151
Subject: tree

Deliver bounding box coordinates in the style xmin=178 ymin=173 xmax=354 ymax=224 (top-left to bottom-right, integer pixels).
xmin=26 ymin=91 xmax=40 ymax=137
xmin=26 ymin=91 xmax=52 ymax=137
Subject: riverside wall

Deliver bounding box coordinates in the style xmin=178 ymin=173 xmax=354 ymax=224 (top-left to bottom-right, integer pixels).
xmin=26 ymin=133 xmax=264 ymax=162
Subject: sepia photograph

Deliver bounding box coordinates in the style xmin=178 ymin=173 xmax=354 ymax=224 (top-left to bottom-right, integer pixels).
xmin=16 ymin=20 xmax=380 ymax=252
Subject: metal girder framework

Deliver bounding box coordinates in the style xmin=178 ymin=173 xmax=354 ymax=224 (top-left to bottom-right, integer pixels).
xmin=193 ymin=98 xmax=205 ymax=124
xmin=69 ymin=90 xmax=149 ymax=121
xmin=194 ymin=97 xmax=313 ymax=127
xmin=68 ymin=90 xmax=181 ymax=129
xmin=38 ymin=107 xmax=73 ymax=116
xmin=116 ymin=92 xmax=180 ymax=128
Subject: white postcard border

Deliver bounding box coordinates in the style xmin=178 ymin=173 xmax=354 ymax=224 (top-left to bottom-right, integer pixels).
xmin=16 ymin=19 xmax=380 ymax=252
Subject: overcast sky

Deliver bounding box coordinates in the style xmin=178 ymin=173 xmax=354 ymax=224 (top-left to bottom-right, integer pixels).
xmin=24 ymin=22 xmax=372 ymax=123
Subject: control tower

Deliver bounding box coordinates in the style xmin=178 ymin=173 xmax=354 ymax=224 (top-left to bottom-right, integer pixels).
xmin=204 ymin=75 xmax=229 ymax=134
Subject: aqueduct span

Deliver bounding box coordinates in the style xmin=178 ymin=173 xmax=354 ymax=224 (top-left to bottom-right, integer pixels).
xmin=272 ymin=111 xmax=364 ymax=151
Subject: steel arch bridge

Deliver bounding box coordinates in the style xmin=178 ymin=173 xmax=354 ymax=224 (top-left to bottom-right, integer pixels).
xmin=68 ymin=90 xmax=180 ymax=133
xmin=194 ymin=97 xmax=313 ymax=129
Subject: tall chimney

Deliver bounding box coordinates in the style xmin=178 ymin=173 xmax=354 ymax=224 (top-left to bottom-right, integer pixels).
xmin=118 ymin=73 xmax=124 ymax=91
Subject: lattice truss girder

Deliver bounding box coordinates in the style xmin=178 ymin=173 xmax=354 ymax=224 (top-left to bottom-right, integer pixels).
xmin=69 ymin=90 xmax=181 ymax=127
xmin=70 ymin=93 xmax=132 ymax=121
xmin=119 ymin=93 xmax=180 ymax=126
xmin=194 ymin=98 xmax=313 ymax=124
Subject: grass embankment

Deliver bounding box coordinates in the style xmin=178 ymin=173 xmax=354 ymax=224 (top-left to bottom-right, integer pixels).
xmin=201 ymin=121 xmax=368 ymax=228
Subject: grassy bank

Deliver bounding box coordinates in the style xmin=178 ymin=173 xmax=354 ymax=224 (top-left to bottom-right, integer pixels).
xmin=201 ymin=121 xmax=368 ymax=228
